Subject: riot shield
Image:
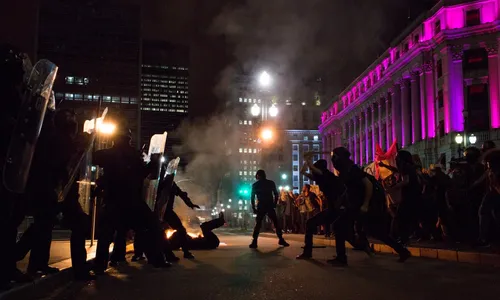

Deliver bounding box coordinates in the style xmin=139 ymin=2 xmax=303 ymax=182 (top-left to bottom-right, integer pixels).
xmin=57 ymin=108 xmax=108 ymax=204
xmin=155 ymin=157 xmax=180 ymax=221
xmin=3 ymin=59 xmax=58 ymax=193
xmin=143 ymin=132 xmax=167 ymax=210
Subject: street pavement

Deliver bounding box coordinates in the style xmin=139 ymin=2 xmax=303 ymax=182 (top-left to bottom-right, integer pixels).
xmin=37 ymin=234 xmax=500 ymax=300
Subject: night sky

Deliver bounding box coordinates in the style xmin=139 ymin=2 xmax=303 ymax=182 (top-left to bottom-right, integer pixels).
xmin=1 ymin=0 xmax=437 ymax=119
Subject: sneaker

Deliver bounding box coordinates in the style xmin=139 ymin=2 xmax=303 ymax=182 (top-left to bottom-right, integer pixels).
xmin=183 ymin=252 xmax=195 ymax=259
xmin=398 ymin=249 xmax=411 ymax=263
xmin=326 ymin=257 xmax=348 ymax=267
xmin=296 ymin=251 xmax=312 ymax=260
xmin=131 ymin=255 xmax=146 ymax=262
xmin=28 ymin=266 xmax=60 ymax=276
xmin=165 ymin=252 xmax=180 ymax=262
xmin=278 ymin=239 xmax=290 ymax=247
xmin=249 ymin=240 xmax=258 ymax=249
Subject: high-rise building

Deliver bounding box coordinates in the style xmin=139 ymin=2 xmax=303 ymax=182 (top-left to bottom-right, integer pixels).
xmin=141 ymin=41 xmax=189 ymax=159
xmin=320 ymin=0 xmax=500 ymax=167
xmin=37 ymin=0 xmax=141 ymax=145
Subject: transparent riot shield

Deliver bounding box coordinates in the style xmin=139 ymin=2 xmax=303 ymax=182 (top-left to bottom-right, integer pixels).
xmin=57 ymin=108 xmax=108 ymax=204
xmin=143 ymin=132 xmax=167 ymax=210
xmin=3 ymin=59 xmax=58 ymax=193
xmin=155 ymin=157 xmax=180 ymax=221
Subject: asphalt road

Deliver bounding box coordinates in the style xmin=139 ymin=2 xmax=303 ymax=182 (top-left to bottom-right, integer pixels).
xmin=40 ymin=234 xmax=500 ymax=300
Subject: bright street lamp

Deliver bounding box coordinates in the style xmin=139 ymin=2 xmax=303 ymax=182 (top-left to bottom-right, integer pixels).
xmin=261 ymin=128 xmax=274 ymax=142
xmin=281 ymin=174 xmax=287 ymax=180
xmin=259 ymin=71 xmax=272 ymax=87
xmin=269 ymin=104 xmax=278 ymax=117
xmin=284 ymin=185 xmax=290 ymax=191
xmin=455 ymin=134 xmax=463 ymax=145
xmin=469 ymin=134 xmax=477 ymax=145
xmin=278 ymin=186 xmax=283 ymax=190
xmin=98 ymin=122 xmax=116 ymax=135
xmin=250 ymin=104 xmax=261 ymax=116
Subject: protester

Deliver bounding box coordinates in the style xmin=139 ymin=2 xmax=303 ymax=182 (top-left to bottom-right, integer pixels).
xmin=249 ymin=170 xmax=289 ymax=249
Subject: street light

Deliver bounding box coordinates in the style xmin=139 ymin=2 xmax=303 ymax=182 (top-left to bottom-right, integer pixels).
xmin=98 ymin=122 xmax=116 ymax=135
xmin=469 ymin=134 xmax=477 ymax=145
xmin=455 ymin=134 xmax=464 ymax=159
xmin=259 ymin=71 xmax=272 ymax=88
xmin=281 ymin=174 xmax=287 ymax=180
xmin=269 ymin=104 xmax=278 ymax=117
xmin=278 ymin=186 xmax=283 ymax=190
xmin=284 ymin=185 xmax=290 ymax=191
xmin=261 ymin=128 xmax=274 ymax=142
xmin=250 ymin=104 xmax=261 ymax=117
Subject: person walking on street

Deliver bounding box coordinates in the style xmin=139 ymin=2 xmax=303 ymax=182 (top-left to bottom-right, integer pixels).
xmin=249 ymin=170 xmax=289 ymax=249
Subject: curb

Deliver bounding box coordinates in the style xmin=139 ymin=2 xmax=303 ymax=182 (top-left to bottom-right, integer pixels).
xmin=0 ymin=243 xmax=134 ymax=300
xmin=260 ymin=233 xmax=500 ymax=267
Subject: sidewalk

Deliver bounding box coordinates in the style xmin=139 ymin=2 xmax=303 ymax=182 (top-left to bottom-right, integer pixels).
xmin=1 ymin=230 xmax=133 ymax=300
xmin=260 ymin=232 xmax=500 ymax=266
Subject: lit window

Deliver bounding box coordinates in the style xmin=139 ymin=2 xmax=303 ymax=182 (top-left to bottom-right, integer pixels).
xmin=249 ymin=120 xmax=252 ymax=125
xmin=112 ymin=96 xmax=120 ymax=103
xmin=244 ymin=98 xmax=248 ymax=102
xmin=244 ymin=148 xmax=248 ymax=153
xmin=239 ymin=171 xmax=243 ymax=175
xmin=65 ymin=76 xmax=74 ymax=84
xmin=253 ymin=149 xmax=257 ymax=153
xmin=244 ymin=171 xmax=248 ymax=175
xmin=239 ymin=120 xmax=243 ymax=124
xmin=304 ymin=136 xmax=309 ymax=141
xmin=244 ymin=120 xmax=247 ymax=125
xmin=64 ymin=93 xmax=74 ymax=100
xmin=103 ymin=96 xmax=111 ymax=102
xmin=239 ymin=98 xmax=242 ymax=102
xmin=313 ymin=135 xmax=318 ymax=141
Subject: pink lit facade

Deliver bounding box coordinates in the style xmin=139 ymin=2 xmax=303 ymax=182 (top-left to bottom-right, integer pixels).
xmin=320 ymin=0 xmax=500 ymax=167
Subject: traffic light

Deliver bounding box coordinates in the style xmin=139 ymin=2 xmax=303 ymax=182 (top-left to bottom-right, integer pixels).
xmin=238 ymin=185 xmax=250 ymax=196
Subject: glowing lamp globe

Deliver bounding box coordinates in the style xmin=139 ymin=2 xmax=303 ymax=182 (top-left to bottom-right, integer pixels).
xmin=469 ymin=134 xmax=477 ymax=145
xmin=259 ymin=71 xmax=272 ymax=87
xmin=269 ymin=104 xmax=278 ymax=117
xmin=455 ymin=134 xmax=463 ymax=145
xmin=251 ymin=104 xmax=261 ymax=116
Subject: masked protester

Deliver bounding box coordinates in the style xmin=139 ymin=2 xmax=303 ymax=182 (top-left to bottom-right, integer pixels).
xmin=93 ymin=127 xmax=170 ymax=273
xmin=249 ymin=170 xmax=290 ymax=249
xmin=330 ymin=147 xmax=410 ymax=265
xmin=296 ymin=157 xmax=349 ymax=261
xmin=168 ymin=213 xmax=226 ymax=251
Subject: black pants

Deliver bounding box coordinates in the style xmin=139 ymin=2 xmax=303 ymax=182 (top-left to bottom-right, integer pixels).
xmin=95 ymin=201 xmax=165 ymax=270
xmin=396 ymin=199 xmax=418 ymax=244
xmin=252 ymin=207 xmax=283 ymax=240
xmin=163 ymin=210 xmax=191 ymax=254
xmin=61 ymin=201 xmax=91 ymax=276
xmin=110 ymin=227 xmax=128 ymax=262
xmin=479 ymin=190 xmax=500 ymax=242
xmin=15 ymin=193 xmax=58 ymax=272
xmin=356 ymin=213 xmax=407 ymax=255
xmin=0 ymin=192 xmax=25 ymax=286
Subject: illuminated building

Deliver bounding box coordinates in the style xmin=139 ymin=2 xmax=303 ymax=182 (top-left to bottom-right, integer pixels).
xmin=37 ymin=0 xmax=141 ymax=145
xmin=320 ymin=0 xmax=500 ymax=167
xmin=141 ymin=41 xmax=189 ymax=160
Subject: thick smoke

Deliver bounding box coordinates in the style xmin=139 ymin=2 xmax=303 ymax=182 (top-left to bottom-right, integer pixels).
xmin=210 ymin=0 xmax=421 ymax=97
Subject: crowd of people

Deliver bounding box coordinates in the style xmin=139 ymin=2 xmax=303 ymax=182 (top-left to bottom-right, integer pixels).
xmin=250 ymin=140 xmax=500 ymax=265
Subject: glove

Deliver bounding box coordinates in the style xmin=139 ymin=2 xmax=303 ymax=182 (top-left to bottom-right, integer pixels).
xmin=47 ymin=91 xmax=56 ymax=111
xmin=191 ymin=203 xmax=200 ymax=210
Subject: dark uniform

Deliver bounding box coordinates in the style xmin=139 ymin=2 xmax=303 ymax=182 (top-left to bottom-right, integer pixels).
xmin=249 ymin=170 xmax=289 ymax=248
xmin=93 ymin=132 xmax=169 ymax=272
xmin=0 ymin=45 xmax=30 ymax=290
xmin=169 ymin=214 xmax=225 ymax=251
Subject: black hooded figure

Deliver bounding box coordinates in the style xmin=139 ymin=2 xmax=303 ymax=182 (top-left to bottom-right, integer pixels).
xmin=296 ymin=158 xmax=347 ymax=260
xmin=249 ymin=170 xmax=289 ymax=249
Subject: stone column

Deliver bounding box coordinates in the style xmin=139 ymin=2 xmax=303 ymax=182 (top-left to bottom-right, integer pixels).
xmin=487 ymin=42 xmax=500 ymax=128
xmin=400 ymin=79 xmax=411 ymax=147
xmin=378 ymin=101 xmax=384 ymax=150
xmin=364 ymin=108 xmax=370 ymax=163
xmin=419 ymin=67 xmax=427 ymax=140
xmin=442 ymin=45 xmax=464 ymax=133
xmin=359 ymin=114 xmax=364 ymax=165
xmin=411 ymin=72 xmax=421 ymax=143
xmin=423 ymin=60 xmax=436 ymax=138
xmin=352 ymin=117 xmax=358 ymax=164
xmin=371 ymin=102 xmax=377 ymax=161
xmin=391 ymin=85 xmax=402 ymax=146
xmin=385 ymin=95 xmax=392 ymax=149
xmin=322 ymin=134 xmax=327 ymax=162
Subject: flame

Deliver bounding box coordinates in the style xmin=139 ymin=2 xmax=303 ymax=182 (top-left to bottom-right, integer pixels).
xmin=165 ymin=229 xmax=202 ymax=239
